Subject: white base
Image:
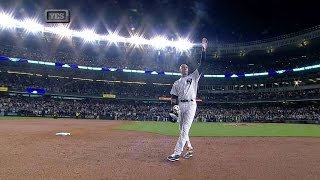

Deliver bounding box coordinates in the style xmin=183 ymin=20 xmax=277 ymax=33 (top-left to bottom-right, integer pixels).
xmin=55 ymin=132 xmax=71 ymax=136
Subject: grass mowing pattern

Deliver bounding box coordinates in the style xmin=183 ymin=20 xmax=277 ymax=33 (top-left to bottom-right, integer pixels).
xmin=115 ymin=121 xmax=320 ymax=137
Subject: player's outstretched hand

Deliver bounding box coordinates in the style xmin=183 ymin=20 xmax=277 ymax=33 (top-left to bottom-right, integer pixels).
xmin=202 ymin=38 xmax=208 ymax=51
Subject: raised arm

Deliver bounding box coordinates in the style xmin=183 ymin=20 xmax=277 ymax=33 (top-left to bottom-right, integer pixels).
xmin=192 ymin=38 xmax=208 ymax=77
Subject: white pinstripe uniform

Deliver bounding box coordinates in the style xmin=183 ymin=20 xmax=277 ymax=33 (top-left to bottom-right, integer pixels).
xmin=170 ymin=68 xmax=201 ymax=155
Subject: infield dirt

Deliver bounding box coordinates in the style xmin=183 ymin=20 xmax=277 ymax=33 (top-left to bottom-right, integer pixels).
xmin=0 ymin=119 xmax=319 ymax=180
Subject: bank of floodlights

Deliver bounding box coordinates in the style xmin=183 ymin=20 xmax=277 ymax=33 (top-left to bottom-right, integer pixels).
xmin=0 ymin=12 xmax=195 ymax=51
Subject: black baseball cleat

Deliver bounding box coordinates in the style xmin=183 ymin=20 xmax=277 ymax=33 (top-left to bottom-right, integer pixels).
xmin=167 ymin=154 xmax=180 ymax=162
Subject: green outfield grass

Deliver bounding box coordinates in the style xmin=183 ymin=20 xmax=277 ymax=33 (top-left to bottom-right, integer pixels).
xmin=1 ymin=117 xmax=319 ymax=137
xmin=0 ymin=116 xmax=44 ymax=120
xmin=115 ymin=121 xmax=320 ymax=137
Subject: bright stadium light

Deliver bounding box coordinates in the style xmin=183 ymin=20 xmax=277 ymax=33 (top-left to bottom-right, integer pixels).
xmin=128 ymin=35 xmax=149 ymax=45
xmin=73 ymin=29 xmax=99 ymax=42
xmin=45 ymin=26 xmax=73 ymax=37
xmin=18 ymin=19 xmax=44 ymax=33
xmin=0 ymin=12 xmax=199 ymax=49
xmin=0 ymin=13 xmax=17 ymax=29
xmin=150 ymin=36 xmax=170 ymax=49
xmin=173 ymin=38 xmax=194 ymax=51
xmin=105 ymin=33 xmax=127 ymax=43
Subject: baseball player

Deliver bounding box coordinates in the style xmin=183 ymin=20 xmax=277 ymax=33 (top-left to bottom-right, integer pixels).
xmin=167 ymin=38 xmax=208 ymax=162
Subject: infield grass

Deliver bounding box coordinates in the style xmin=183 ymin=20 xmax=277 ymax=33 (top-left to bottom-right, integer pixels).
xmin=115 ymin=121 xmax=320 ymax=137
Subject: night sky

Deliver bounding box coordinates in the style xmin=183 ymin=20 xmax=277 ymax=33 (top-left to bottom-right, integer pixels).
xmin=0 ymin=0 xmax=319 ymax=43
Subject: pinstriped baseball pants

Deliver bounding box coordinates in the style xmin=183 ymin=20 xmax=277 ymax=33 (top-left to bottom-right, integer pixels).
xmin=173 ymin=102 xmax=197 ymax=155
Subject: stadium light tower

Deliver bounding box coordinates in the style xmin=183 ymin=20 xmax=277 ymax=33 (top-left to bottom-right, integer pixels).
xmin=0 ymin=13 xmax=17 ymax=29
xmin=73 ymin=29 xmax=99 ymax=42
xmin=0 ymin=12 xmax=196 ymax=51
xmin=128 ymin=35 xmax=149 ymax=45
xmin=174 ymin=38 xmax=194 ymax=51
xmin=18 ymin=18 xmax=44 ymax=33
xmin=45 ymin=25 xmax=73 ymax=38
xmin=105 ymin=33 xmax=127 ymax=43
xmin=150 ymin=36 xmax=170 ymax=49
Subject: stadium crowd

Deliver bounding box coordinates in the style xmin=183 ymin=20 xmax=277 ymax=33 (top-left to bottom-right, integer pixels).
xmin=1 ymin=71 xmax=320 ymax=101
xmin=1 ymin=30 xmax=320 ymax=74
xmin=1 ymin=30 xmax=320 ymax=124
xmin=204 ymin=52 xmax=320 ymax=74
xmin=201 ymin=88 xmax=320 ymax=102
xmin=0 ymin=72 xmax=171 ymax=98
xmin=0 ymin=35 xmax=179 ymax=72
xmin=197 ymin=105 xmax=320 ymax=123
xmin=0 ymin=96 xmax=319 ymax=123
xmin=0 ymin=96 xmax=169 ymax=121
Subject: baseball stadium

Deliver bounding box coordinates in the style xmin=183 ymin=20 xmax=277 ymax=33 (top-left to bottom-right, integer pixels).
xmin=0 ymin=0 xmax=320 ymax=180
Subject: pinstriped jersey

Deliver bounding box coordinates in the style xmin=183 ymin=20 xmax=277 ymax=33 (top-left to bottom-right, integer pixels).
xmin=170 ymin=69 xmax=201 ymax=101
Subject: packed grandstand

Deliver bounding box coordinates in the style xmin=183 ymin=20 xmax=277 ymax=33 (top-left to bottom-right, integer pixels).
xmin=0 ymin=15 xmax=320 ymax=124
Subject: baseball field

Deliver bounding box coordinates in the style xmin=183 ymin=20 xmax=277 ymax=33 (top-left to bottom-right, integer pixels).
xmin=116 ymin=121 xmax=320 ymax=137
xmin=0 ymin=117 xmax=319 ymax=180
